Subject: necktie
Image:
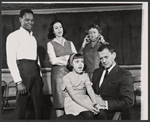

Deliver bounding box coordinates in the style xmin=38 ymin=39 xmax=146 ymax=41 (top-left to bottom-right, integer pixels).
xmin=99 ymin=69 xmax=109 ymax=87
xmin=104 ymin=69 xmax=108 ymax=79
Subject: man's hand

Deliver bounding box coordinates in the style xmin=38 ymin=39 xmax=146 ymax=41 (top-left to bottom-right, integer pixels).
xmin=86 ymin=103 xmax=100 ymax=115
xmin=94 ymin=104 xmax=101 ymax=111
xmin=17 ymin=82 xmax=26 ymax=95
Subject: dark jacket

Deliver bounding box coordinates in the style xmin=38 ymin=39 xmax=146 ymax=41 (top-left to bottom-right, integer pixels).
xmin=92 ymin=64 xmax=134 ymax=111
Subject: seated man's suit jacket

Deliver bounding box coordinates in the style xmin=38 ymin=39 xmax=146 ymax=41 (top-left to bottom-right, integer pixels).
xmin=92 ymin=64 xmax=134 ymax=111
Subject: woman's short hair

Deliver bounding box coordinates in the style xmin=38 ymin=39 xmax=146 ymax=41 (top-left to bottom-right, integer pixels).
xmin=66 ymin=53 xmax=87 ymax=71
xmin=85 ymin=23 xmax=102 ymax=34
xmin=47 ymin=19 xmax=66 ymax=40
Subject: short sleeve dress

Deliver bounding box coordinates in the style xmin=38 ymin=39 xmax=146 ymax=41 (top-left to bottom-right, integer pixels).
xmin=63 ymin=72 xmax=93 ymax=115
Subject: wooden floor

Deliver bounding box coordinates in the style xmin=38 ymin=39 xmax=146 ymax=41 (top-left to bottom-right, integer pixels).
xmin=1 ymin=94 xmax=141 ymax=120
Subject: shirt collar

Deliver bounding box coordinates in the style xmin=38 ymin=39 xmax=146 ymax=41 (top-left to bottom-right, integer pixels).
xmin=20 ymin=27 xmax=33 ymax=36
xmin=53 ymin=37 xmax=66 ymax=46
xmin=105 ymin=62 xmax=116 ymax=73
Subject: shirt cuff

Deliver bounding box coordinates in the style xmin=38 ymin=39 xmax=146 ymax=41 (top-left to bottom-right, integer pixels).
xmin=105 ymin=100 xmax=108 ymax=110
xmin=14 ymin=77 xmax=22 ymax=83
xmin=16 ymin=81 xmax=22 ymax=85
xmin=100 ymin=100 xmax=108 ymax=110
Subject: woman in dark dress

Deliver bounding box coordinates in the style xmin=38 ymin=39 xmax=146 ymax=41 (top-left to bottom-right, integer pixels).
xmin=47 ymin=20 xmax=77 ymax=117
xmin=79 ymin=23 xmax=109 ymax=80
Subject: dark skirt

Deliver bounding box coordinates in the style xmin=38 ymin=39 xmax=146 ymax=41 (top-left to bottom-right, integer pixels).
xmin=51 ymin=65 xmax=69 ymax=108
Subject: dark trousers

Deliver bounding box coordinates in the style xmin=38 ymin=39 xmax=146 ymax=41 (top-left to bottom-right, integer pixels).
xmin=94 ymin=109 xmax=115 ymax=120
xmin=56 ymin=111 xmax=94 ymax=120
xmin=15 ymin=59 xmax=44 ymax=119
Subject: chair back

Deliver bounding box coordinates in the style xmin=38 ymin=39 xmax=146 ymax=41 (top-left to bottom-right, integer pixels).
xmin=132 ymin=75 xmax=141 ymax=105
xmin=7 ymin=81 xmax=17 ymax=97
xmin=112 ymin=112 xmax=121 ymax=120
xmin=1 ymin=80 xmax=7 ymax=96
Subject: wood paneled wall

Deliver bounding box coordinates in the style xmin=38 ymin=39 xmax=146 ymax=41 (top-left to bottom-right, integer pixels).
xmin=2 ymin=10 xmax=142 ymax=68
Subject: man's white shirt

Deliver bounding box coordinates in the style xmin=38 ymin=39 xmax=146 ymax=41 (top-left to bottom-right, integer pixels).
xmin=6 ymin=27 xmax=38 ymax=83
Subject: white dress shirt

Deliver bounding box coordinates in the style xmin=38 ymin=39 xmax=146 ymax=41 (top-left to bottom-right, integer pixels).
xmin=47 ymin=37 xmax=77 ymax=66
xmin=99 ymin=62 xmax=116 ymax=87
xmin=98 ymin=62 xmax=116 ymax=110
xmin=6 ymin=27 xmax=38 ymax=83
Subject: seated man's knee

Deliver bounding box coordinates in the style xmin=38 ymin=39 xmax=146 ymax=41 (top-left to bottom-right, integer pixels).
xmin=79 ymin=111 xmax=94 ymax=119
xmin=95 ymin=110 xmax=107 ymax=120
xmin=56 ymin=114 xmax=83 ymax=120
xmin=56 ymin=114 xmax=73 ymax=120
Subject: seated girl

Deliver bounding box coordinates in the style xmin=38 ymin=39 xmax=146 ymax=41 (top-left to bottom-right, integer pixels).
xmin=57 ymin=53 xmax=101 ymax=120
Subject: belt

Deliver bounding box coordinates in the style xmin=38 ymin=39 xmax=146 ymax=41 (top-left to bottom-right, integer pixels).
xmin=17 ymin=59 xmax=37 ymax=64
xmin=52 ymin=65 xmax=65 ymax=67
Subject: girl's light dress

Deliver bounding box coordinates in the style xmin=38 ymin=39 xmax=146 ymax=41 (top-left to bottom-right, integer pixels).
xmin=63 ymin=71 xmax=93 ymax=115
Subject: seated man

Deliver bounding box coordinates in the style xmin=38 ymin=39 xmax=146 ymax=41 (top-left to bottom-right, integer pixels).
xmin=92 ymin=44 xmax=134 ymax=120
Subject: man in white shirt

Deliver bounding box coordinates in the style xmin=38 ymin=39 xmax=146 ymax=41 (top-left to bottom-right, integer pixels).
xmin=92 ymin=44 xmax=134 ymax=119
xmin=6 ymin=9 xmax=44 ymax=119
